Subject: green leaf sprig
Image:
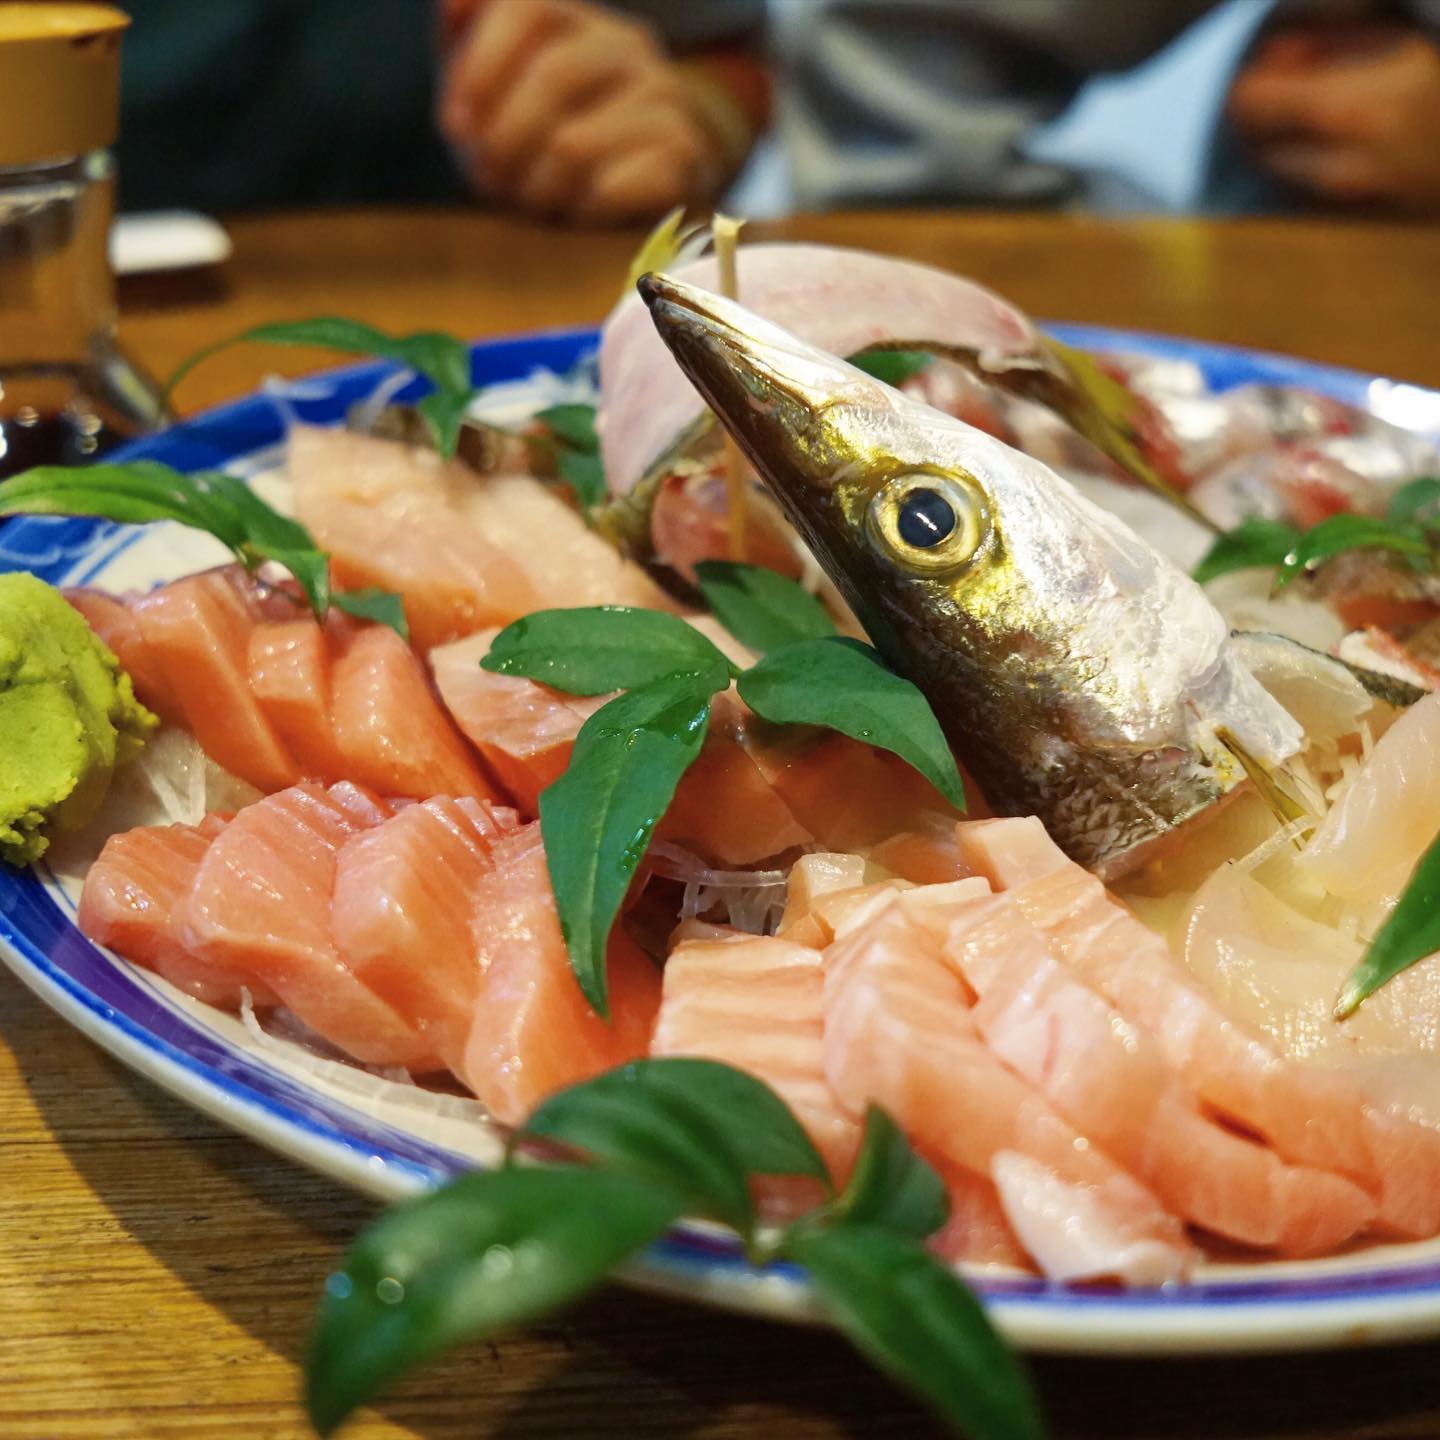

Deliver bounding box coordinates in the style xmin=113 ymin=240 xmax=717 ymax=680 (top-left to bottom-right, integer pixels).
xmin=481 ymin=572 xmax=965 ymax=1016
xmin=1193 ymin=478 xmax=1440 ymax=589
xmin=165 ymin=318 xmax=477 ymax=457
xmin=0 ymin=460 xmax=407 ymax=639
xmin=533 ymin=402 xmax=607 ymax=510
xmin=1336 ymin=826 xmax=1440 ymax=1018
xmin=306 ymin=1058 xmax=1045 ymax=1440
xmin=849 ymin=348 xmax=935 ymax=386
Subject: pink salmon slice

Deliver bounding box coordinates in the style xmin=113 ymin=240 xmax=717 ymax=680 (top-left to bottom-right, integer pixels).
xmin=430 ymin=629 xmax=608 ymax=815
xmin=822 ymin=901 xmax=1195 ymax=1284
xmin=332 ymin=796 xmax=521 ymax=1073
xmin=179 ymin=782 xmax=441 ymax=1070
xmin=329 ymin=623 xmax=499 ymax=802
xmin=78 ymin=816 xmax=280 ymax=1008
xmin=651 ymin=933 xmax=860 ymax=1186
xmin=459 ymin=823 xmax=661 ymax=1123
xmin=247 ymin=617 xmax=349 ymax=780
xmin=958 ymin=816 xmax=1440 ymax=1238
xmin=942 ymin=891 xmax=1375 ymax=1255
xmin=132 ymin=570 xmax=301 ymax=793
xmin=66 ymin=587 xmax=186 ymax=727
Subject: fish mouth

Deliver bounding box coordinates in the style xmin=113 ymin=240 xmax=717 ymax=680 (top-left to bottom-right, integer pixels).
xmin=636 ymin=272 xmax=879 ymax=503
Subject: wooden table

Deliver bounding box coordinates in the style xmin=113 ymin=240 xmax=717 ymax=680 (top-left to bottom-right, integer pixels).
xmin=7 ymin=209 xmax=1440 ymax=1440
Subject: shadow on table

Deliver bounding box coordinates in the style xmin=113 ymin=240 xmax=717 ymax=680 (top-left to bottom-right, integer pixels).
xmin=10 ymin=982 xmax=1440 ymax=1440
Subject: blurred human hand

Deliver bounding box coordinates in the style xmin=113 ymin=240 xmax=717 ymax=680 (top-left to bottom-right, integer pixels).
xmin=439 ymin=0 xmax=757 ymax=226
xmin=1228 ymin=24 xmax=1440 ymax=214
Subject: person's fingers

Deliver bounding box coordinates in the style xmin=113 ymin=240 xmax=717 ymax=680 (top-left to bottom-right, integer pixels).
xmin=513 ymin=90 xmax=690 ymax=215
xmin=478 ymin=29 xmax=643 ymax=188
xmin=1253 ymin=139 xmax=1382 ymax=201
xmin=571 ymin=142 xmax=698 ymax=226
xmin=1228 ymin=65 xmax=1329 ymax=142
xmin=438 ymin=0 xmax=573 ymax=144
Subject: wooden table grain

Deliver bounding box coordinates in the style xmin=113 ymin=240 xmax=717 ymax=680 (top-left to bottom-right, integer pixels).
xmin=7 ymin=209 xmax=1440 ymax=1440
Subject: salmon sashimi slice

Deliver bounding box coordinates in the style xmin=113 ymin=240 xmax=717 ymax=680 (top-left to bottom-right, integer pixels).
xmin=778 ymin=853 xmax=868 ymax=946
xmin=459 ymin=824 xmax=661 ymax=1123
xmin=659 ymin=690 xmax=814 ymax=865
xmin=433 ymin=632 xmax=811 ymax=862
xmin=651 ymin=934 xmax=860 ymax=1185
xmin=1299 ymin=691 xmax=1440 ymax=907
xmin=247 ymin=618 xmax=349 ymax=779
xmin=78 ymin=818 xmax=282 ymax=1008
xmin=867 ymin=825 xmax=980 ymax=885
xmin=66 ymin=587 xmax=185 ymax=726
xmin=330 ymin=624 xmax=499 ymax=802
xmin=959 ymin=816 xmax=1440 ymax=1238
xmin=430 ymin=630 xmax=608 ymax=814
xmin=748 ymin=728 xmax=964 ymax=853
xmin=943 ymin=892 xmax=1374 ymax=1255
xmin=332 ymin=796 xmax=519 ymax=1072
xmin=289 ymin=424 xmax=543 ymax=650
xmin=822 ymin=902 xmax=1195 ymax=1284
xmin=132 ymin=571 xmax=301 ymax=793
xmin=180 ymin=783 xmax=440 ymax=1070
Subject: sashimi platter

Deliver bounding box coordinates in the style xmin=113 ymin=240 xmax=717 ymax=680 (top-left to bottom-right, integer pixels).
xmin=5 ymin=223 xmax=1440 ymax=1438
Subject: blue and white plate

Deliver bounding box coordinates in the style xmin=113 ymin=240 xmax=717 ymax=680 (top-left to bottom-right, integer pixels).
xmin=5 ymin=324 xmax=1440 ymax=1357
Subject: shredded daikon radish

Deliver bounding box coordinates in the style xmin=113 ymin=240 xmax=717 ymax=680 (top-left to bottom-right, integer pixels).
xmin=647 ymin=841 xmax=789 ymax=934
xmin=239 ymin=991 xmax=494 ymax=1125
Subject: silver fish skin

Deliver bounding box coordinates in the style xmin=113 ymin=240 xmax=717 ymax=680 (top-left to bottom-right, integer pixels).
xmin=638 ymin=272 xmax=1305 ymax=877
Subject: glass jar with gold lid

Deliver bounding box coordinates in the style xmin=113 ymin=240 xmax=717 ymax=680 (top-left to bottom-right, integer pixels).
xmin=0 ymin=3 xmax=166 ymax=480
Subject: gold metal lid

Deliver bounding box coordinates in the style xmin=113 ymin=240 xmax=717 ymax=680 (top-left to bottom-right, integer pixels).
xmin=0 ymin=4 xmax=129 ymax=167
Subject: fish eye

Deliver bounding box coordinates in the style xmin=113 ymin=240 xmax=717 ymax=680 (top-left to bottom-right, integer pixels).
xmin=866 ymin=471 xmax=991 ymax=574
xmin=896 ymin=489 xmax=956 ymax=548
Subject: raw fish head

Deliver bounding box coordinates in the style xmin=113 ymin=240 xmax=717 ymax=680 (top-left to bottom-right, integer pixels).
xmin=639 ymin=272 xmax=1305 ymax=877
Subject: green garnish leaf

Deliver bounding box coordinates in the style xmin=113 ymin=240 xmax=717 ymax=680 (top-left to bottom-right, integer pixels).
xmin=540 ymin=677 xmax=715 ymax=1017
xmin=0 ymin=461 xmax=246 ymax=541
xmin=1274 ymin=514 xmax=1431 ymax=589
xmin=849 ymin=349 xmax=935 ymax=386
xmin=694 ymin=560 xmax=837 ymax=653
xmin=518 ymin=1061 xmax=760 ymax=1236
xmin=0 ymin=458 xmax=405 ymax=635
xmin=1192 ymin=517 xmax=1301 ymax=585
xmin=535 ymin=403 xmax=600 ymax=453
xmin=306 ymin=1167 xmax=683 ymax=1436
xmin=523 ymin=1058 xmax=831 ymax=1196
xmin=783 ymin=1224 xmax=1044 ymax=1440
xmin=833 ymin=1106 xmax=947 ymax=1239
xmin=557 ymin=448 xmax=608 ymax=510
xmin=331 ymin=587 xmax=410 ymax=641
xmin=1336 ymin=827 xmax=1440 ymax=1018
xmin=1386 ymin=477 xmax=1440 ymax=528
xmin=738 ymin=637 xmax=966 ymax=811
xmin=482 ymin=606 xmax=738 ymax=695
xmin=165 ymin=317 xmax=475 ymax=456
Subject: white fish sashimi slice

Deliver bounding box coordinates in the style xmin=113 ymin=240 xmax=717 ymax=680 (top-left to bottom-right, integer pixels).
xmin=1300 ymin=690 xmax=1440 ymax=907
xmin=821 ymin=902 xmax=1195 ymax=1285
xmin=1180 ymin=864 xmax=1440 ymax=1060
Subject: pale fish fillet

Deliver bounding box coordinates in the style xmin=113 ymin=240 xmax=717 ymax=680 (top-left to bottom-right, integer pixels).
xmin=943 ymin=890 xmax=1374 ymax=1255
xmin=822 ymin=901 xmax=1195 ymax=1284
xmin=959 ymin=816 xmax=1440 ymax=1238
xmin=650 ymin=934 xmax=860 ymax=1186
